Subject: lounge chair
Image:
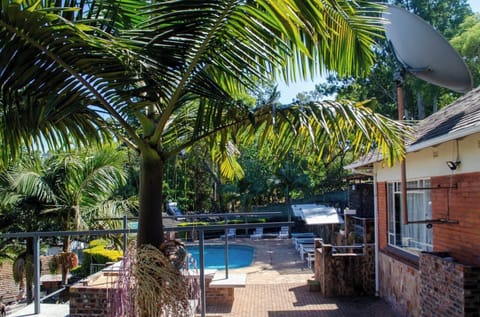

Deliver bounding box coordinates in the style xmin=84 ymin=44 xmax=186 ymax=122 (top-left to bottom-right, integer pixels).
xmin=220 ymin=228 xmax=236 ymax=240
xmin=294 ymin=237 xmax=315 ymax=251
xmin=299 ymin=243 xmax=315 ymax=260
xmin=277 ymin=226 xmax=289 ymax=239
xmin=250 ymin=227 xmax=263 ymax=239
xmin=306 ymin=252 xmax=315 ymax=269
xmin=291 ymin=232 xmax=315 ymax=239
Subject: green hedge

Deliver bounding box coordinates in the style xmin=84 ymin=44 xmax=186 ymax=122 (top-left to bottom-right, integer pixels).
xmin=73 ymin=239 xmax=122 ymax=277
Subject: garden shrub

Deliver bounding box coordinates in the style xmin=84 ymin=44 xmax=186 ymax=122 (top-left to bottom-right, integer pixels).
xmin=74 ymin=239 xmax=122 ymax=276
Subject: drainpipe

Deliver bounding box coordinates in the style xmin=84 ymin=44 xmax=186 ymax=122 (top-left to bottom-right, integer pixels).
xmin=396 ymin=72 xmax=409 ymax=225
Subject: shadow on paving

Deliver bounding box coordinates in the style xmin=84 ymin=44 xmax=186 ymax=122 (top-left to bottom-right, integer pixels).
xmin=287 ymin=284 xmax=398 ymax=317
xmin=203 ymin=304 xmax=233 ymax=315
xmin=198 ymin=239 xmax=399 ymax=317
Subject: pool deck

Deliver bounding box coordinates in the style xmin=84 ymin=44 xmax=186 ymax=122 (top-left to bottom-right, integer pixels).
xmin=6 ymin=238 xmax=399 ymax=317
xmin=199 ymin=238 xmax=399 ymax=317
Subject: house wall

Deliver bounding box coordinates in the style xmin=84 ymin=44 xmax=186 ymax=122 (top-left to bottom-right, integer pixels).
xmin=431 ymin=172 xmax=480 ymax=265
xmin=373 ymin=132 xmax=480 ymax=316
xmin=375 ymin=134 xmax=480 ymax=182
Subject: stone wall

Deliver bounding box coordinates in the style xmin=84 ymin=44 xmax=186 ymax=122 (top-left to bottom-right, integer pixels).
xmin=314 ymin=240 xmax=375 ymax=297
xmin=420 ymin=252 xmax=480 ymax=317
xmin=378 ymin=252 xmax=420 ymax=317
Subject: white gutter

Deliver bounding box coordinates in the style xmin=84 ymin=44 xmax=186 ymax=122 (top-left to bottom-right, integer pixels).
xmin=346 ymin=124 xmax=480 ymax=171
xmin=407 ymin=124 xmax=480 ymax=152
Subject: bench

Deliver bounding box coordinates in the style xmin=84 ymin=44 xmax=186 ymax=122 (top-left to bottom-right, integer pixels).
xmin=206 ymin=271 xmax=247 ymax=305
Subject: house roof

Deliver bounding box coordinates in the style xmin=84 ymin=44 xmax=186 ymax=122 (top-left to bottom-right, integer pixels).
xmin=409 ymin=85 xmax=480 ymax=151
xmin=347 ymin=85 xmax=480 ymax=169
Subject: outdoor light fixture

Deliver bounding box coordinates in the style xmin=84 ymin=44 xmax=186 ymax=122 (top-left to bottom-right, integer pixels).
xmin=446 ymin=160 xmax=461 ymax=171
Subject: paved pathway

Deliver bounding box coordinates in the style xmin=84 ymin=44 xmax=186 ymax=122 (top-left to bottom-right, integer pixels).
xmin=7 ymin=303 xmax=69 ymax=317
xmin=200 ymin=238 xmax=398 ymax=317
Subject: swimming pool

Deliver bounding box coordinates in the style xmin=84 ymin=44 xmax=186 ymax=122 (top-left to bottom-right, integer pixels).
xmin=187 ymin=244 xmax=254 ymax=269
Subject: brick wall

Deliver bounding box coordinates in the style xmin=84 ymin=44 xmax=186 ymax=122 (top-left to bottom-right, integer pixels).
xmin=206 ymin=277 xmax=234 ymax=305
xmin=431 ymin=172 xmax=480 ymax=265
xmin=70 ymin=271 xmax=230 ymax=316
xmin=0 ymin=261 xmax=19 ymax=304
xmin=40 ymin=256 xmax=57 ymax=275
xmin=420 ymin=252 xmax=480 ymax=317
xmin=376 ymin=182 xmax=388 ymax=249
xmin=69 ymin=285 xmax=109 ymax=317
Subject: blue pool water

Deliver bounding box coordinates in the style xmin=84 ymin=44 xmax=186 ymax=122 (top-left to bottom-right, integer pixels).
xmin=187 ymin=244 xmax=254 ymax=269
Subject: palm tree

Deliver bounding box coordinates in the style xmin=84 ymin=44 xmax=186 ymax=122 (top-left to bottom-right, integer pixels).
xmin=0 ymin=0 xmax=408 ymax=251
xmin=0 ymin=145 xmax=129 ymax=284
xmin=0 ymin=154 xmax=57 ymax=303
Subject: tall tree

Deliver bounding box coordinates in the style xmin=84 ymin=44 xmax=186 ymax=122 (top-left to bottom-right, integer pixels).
xmin=0 ymin=0 xmax=407 ymax=252
xmin=451 ymin=14 xmax=480 ymax=87
xmin=310 ymin=0 xmax=474 ymax=119
xmin=0 ymin=146 xmax=129 ymax=284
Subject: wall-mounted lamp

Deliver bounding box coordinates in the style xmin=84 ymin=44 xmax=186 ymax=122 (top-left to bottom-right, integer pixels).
xmin=446 ymin=160 xmax=461 ymax=171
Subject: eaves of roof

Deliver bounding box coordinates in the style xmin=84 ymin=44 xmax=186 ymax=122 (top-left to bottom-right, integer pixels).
xmin=346 ymin=85 xmax=480 ymax=169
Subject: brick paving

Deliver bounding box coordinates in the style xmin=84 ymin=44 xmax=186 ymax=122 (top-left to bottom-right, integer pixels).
xmin=199 ymin=238 xmax=398 ymax=317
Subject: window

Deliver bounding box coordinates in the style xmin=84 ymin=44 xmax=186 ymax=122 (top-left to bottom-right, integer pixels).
xmin=387 ymin=179 xmax=433 ymax=254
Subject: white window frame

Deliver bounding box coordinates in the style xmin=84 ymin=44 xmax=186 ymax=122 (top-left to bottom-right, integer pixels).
xmin=387 ymin=179 xmax=433 ymax=254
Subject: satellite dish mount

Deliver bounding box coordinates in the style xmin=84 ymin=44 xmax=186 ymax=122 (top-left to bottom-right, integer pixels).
xmin=382 ymin=5 xmax=472 ymax=226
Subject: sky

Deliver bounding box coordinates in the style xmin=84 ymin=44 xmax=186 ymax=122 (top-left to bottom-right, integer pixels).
xmin=277 ymin=0 xmax=480 ymax=104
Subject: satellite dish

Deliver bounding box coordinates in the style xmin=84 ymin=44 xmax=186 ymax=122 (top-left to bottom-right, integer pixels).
xmin=382 ymin=5 xmax=470 ymax=226
xmin=382 ymin=5 xmax=473 ymax=93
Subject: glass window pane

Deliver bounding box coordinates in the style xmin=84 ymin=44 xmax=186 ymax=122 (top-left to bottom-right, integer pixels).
xmin=386 ymin=179 xmax=433 ymax=253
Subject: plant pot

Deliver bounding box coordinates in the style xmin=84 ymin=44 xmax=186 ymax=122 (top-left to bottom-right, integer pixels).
xmin=307 ymin=279 xmax=320 ymax=292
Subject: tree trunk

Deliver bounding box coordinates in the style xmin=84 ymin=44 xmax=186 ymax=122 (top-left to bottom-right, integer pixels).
xmin=417 ymin=91 xmax=425 ymax=119
xmin=137 ymin=150 xmax=165 ymax=248
xmin=433 ymin=92 xmax=438 ymax=113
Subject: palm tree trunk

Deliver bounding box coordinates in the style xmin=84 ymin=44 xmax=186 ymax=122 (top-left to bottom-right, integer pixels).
xmin=137 ymin=150 xmax=165 ymax=248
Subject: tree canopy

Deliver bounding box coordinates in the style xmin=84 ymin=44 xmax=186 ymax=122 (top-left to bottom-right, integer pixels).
xmin=303 ymin=0 xmax=475 ymax=120
xmin=0 ymin=1 xmax=409 ymax=251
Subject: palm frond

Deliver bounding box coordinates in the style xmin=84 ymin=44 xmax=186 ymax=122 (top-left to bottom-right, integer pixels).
xmin=0 ymin=3 xmax=144 ymax=159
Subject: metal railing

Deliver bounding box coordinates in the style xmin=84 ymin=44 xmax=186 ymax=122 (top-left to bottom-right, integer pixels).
xmin=0 ymin=212 xmax=291 ymax=317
